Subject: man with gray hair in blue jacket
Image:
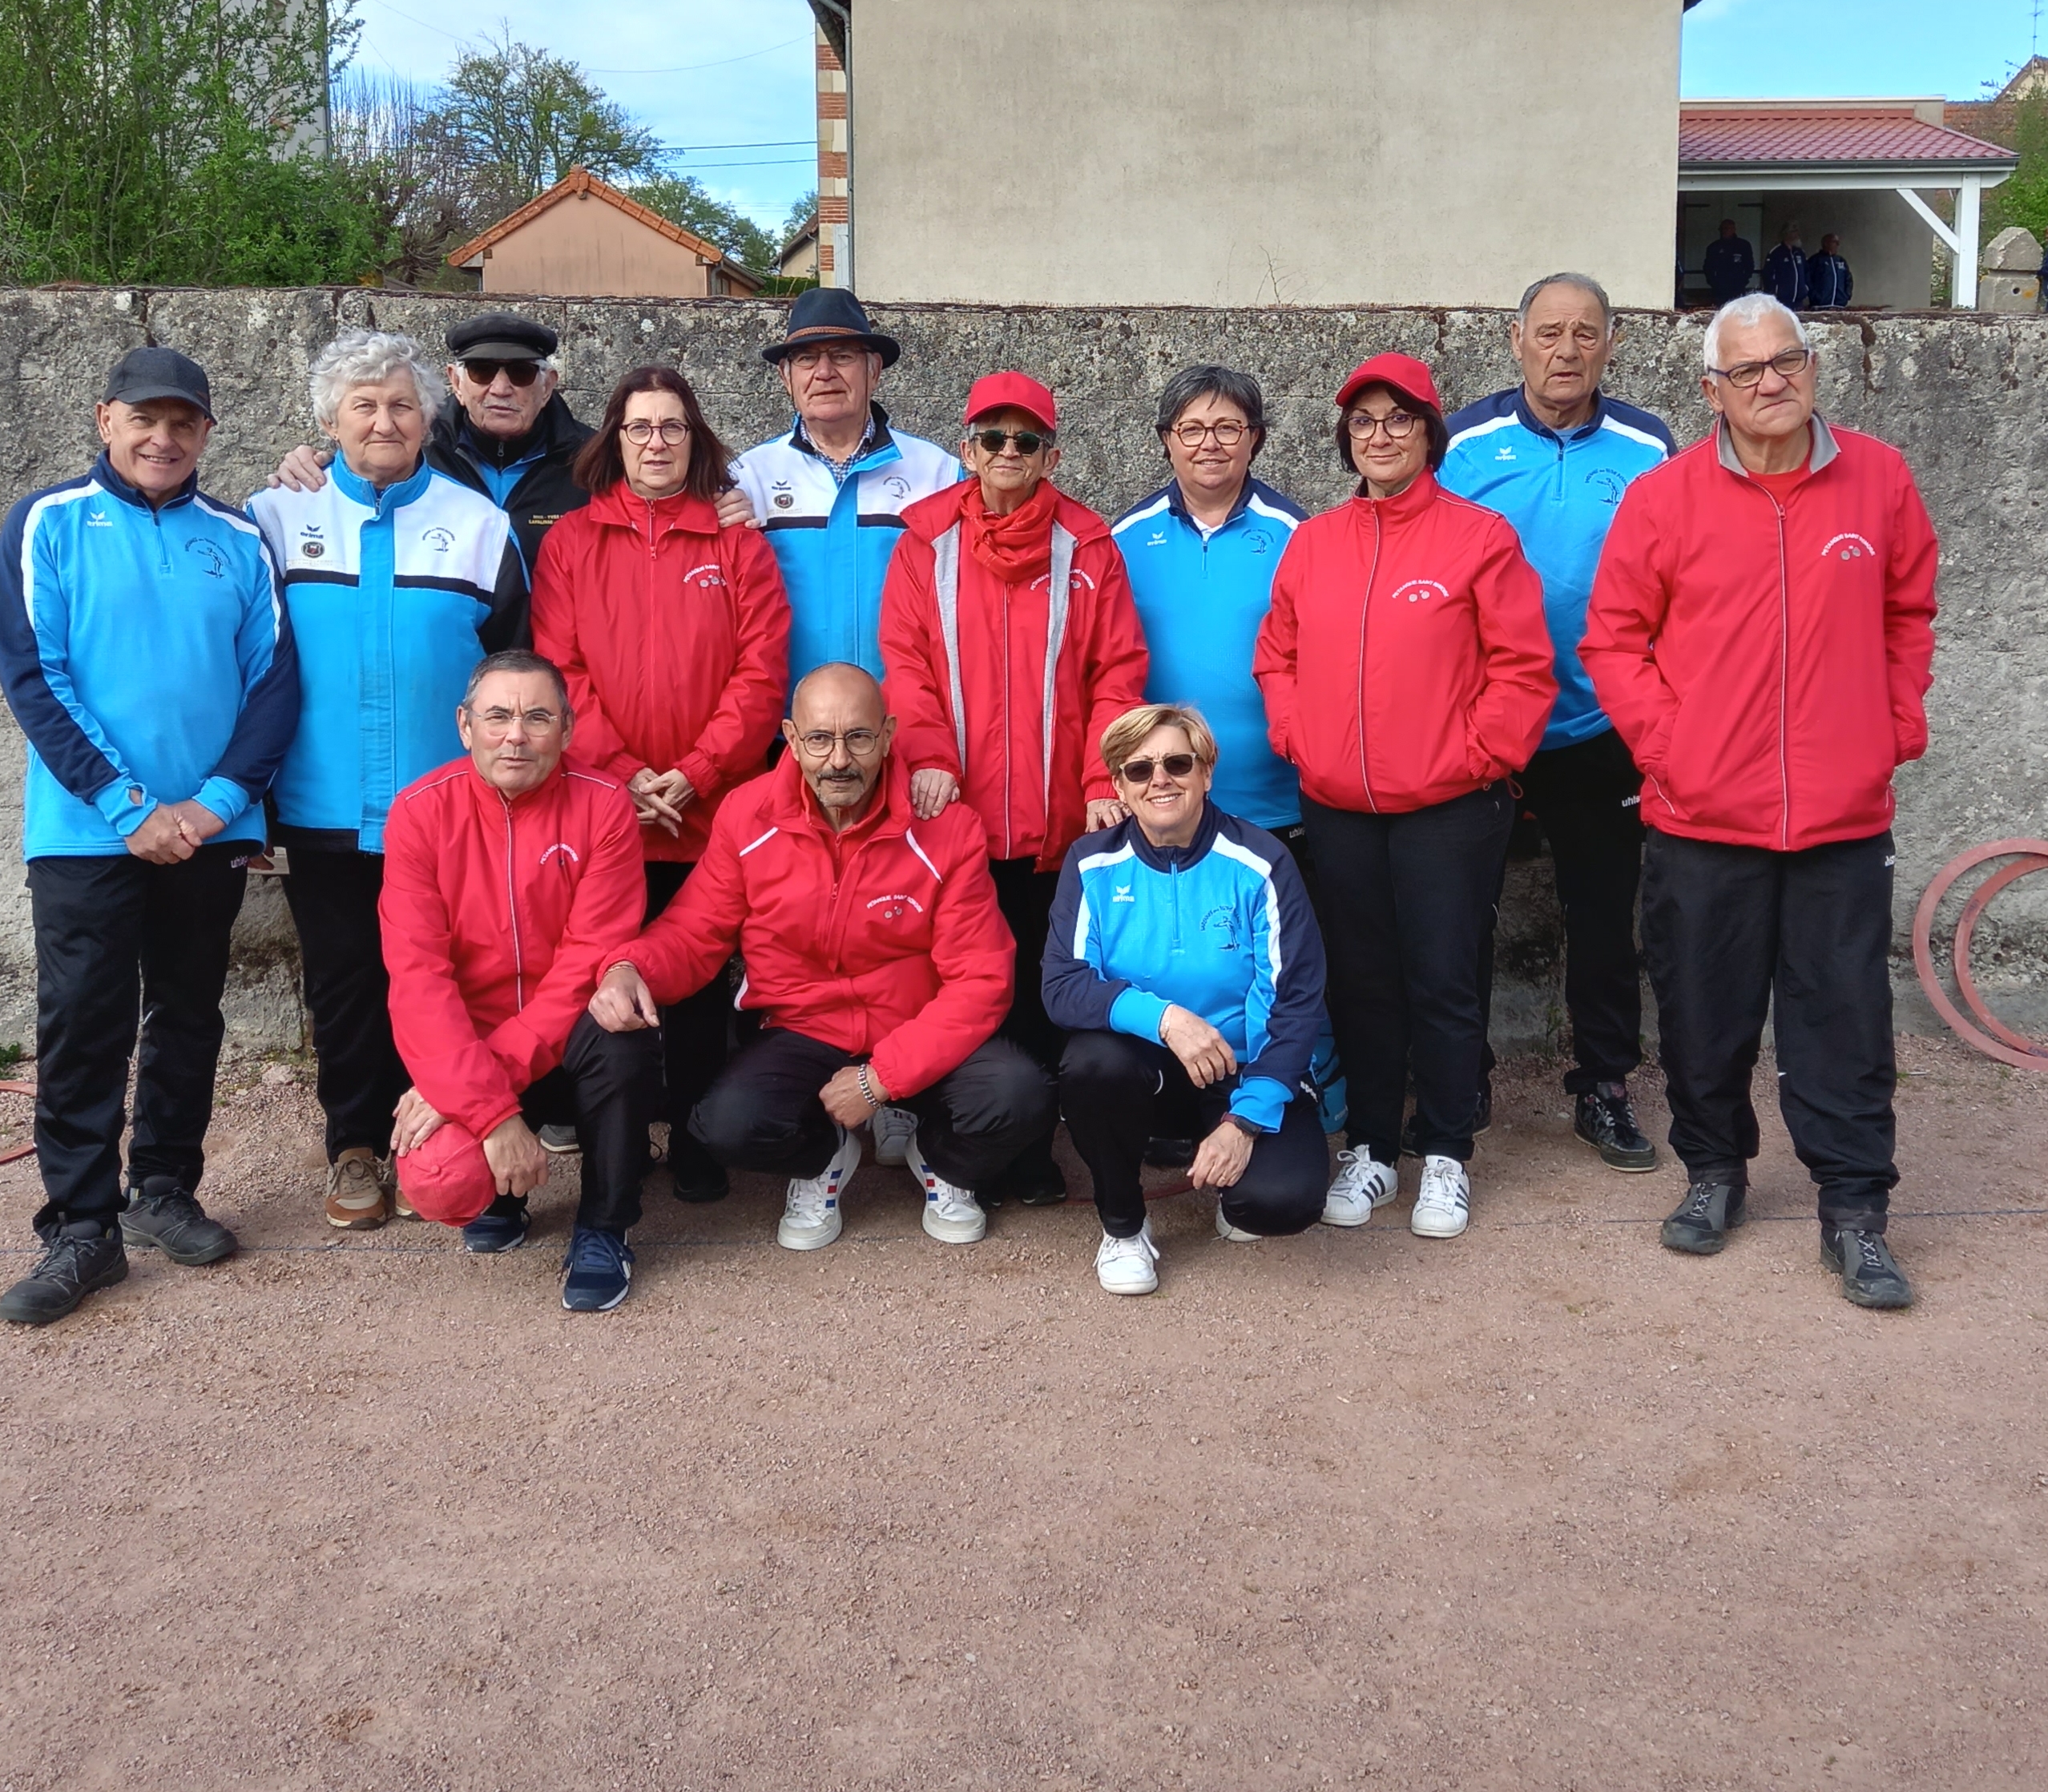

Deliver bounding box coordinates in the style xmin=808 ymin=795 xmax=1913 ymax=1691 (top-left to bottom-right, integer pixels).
xmin=0 ymin=347 xmax=298 ymax=1325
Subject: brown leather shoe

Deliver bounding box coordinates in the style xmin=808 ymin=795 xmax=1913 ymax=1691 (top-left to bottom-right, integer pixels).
xmin=325 ymin=1148 xmax=390 ymax=1230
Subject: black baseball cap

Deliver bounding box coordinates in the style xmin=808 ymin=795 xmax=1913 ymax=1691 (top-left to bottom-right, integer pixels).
xmin=101 ymin=346 xmax=214 ymax=421
xmin=445 ymin=312 xmax=558 ymax=361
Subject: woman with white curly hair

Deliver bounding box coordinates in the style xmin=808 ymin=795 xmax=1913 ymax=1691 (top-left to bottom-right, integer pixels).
xmin=248 ymin=328 xmax=528 ymax=1231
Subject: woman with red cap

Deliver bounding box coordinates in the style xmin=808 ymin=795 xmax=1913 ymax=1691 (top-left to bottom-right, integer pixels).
xmin=880 ymin=370 xmax=1148 ymax=1205
xmin=1254 ymin=353 xmax=1554 ymax=1241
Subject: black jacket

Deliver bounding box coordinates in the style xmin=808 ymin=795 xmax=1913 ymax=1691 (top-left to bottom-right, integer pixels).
xmin=1805 ymin=252 xmax=1852 ymax=308
xmin=425 ymin=393 xmax=595 ymax=569
xmin=1702 ymin=235 xmax=1755 ymax=304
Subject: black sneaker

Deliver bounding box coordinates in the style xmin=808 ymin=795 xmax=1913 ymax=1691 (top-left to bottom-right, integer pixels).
xmin=1659 ymin=1179 xmax=1746 ymax=1254
xmin=982 ymin=1154 xmax=1068 ymax=1209
xmin=1143 ymin=1137 xmax=1196 ymax=1170
xmin=667 ymin=1133 xmax=729 ymax=1205
xmin=1401 ymin=1085 xmax=1492 ymax=1158
xmin=462 ymin=1194 xmax=531 ymax=1254
xmin=1820 ymin=1225 xmax=1914 ymax=1310
xmin=0 ymin=1222 xmax=128 ymax=1326
xmin=1574 ymin=1083 xmax=1658 ymax=1172
xmin=119 ymin=1176 xmax=237 ymax=1265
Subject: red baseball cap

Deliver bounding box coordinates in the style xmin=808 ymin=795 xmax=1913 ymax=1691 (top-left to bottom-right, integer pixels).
xmin=963 ymin=371 xmax=1058 ymax=433
xmin=1334 ymin=352 xmax=1442 ymax=415
xmin=394 ymin=1121 xmax=499 ymax=1226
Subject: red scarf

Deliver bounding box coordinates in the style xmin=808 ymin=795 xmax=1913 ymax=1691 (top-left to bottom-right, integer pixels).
xmin=961 ymin=479 xmax=1058 ymax=584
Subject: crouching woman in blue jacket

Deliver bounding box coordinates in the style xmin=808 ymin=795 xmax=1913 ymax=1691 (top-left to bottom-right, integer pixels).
xmin=1044 ymin=703 xmax=1330 ymax=1295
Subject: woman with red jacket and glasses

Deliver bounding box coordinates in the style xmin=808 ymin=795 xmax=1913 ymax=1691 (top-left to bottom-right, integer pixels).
xmin=1254 ymin=352 xmax=1554 ymax=1242
xmin=530 ymin=366 xmax=791 ymax=1200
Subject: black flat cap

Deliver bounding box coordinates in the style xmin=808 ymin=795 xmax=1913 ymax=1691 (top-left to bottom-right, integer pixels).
xmin=102 ymin=345 xmax=213 ymax=420
xmin=761 ymin=288 xmax=899 ymax=368
xmin=445 ymin=312 xmax=558 ymax=360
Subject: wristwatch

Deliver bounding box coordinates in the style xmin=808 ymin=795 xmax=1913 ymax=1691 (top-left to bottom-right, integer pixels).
xmin=1222 ymin=1113 xmax=1260 ymax=1138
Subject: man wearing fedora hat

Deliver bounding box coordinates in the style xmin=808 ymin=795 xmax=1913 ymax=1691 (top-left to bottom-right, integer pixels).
xmin=731 ymin=290 xmax=962 ymax=691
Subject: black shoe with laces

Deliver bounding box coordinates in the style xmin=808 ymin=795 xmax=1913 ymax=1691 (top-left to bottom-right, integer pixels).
xmin=462 ymin=1194 xmax=531 ymax=1254
xmin=0 ymin=1222 xmax=129 ymax=1326
xmin=119 ymin=1176 xmax=237 ymax=1265
xmin=1820 ymin=1224 xmax=1914 ymax=1309
xmin=1574 ymin=1082 xmax=1658 ymax=1172
xmin=1401 ymin=1085 xmax=1492 ymax=1159
xmin=1660 ymin=1179 xmax=1747 ymax=1254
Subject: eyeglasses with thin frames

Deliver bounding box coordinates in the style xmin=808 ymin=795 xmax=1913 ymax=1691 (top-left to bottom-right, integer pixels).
xmin=1166 ymin=420 xmax=1249 ymax=448
xmin=621 ymin=419 xmax=691 ymax=445
xmin=469 ymin=707 xmax=563 ymax=733
xmin=794 ymin=728 xmax=883 ymax=758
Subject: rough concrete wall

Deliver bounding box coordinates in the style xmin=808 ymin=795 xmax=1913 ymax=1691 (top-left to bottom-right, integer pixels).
xmin=0 ymin=288 xmax=2043 ymax=1057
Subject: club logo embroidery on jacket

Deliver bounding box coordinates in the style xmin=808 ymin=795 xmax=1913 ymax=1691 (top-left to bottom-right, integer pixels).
xmin=184 ymin=538 xmax=228 ymax=578
xmin=539 ymin=842 xmax=579 ymax=866
xmin=421 ymin=526 xmax=454 ymax=552
xmin=1821 ymin=532 xmax=1875 ymax=562
xmin=1389 ymin=578 xmax=1450 ymax=605
xmin=682 ymin=563 xmax=727 ymax=590
xmin=866 ymin=892 xmax=924 ymax=920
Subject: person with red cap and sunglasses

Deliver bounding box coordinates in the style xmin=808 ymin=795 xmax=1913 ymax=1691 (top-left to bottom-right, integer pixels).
xmin=879 ymin=371 xmax=1149 ymax=1206
xmin=1254 ymin=352 xmax=1554 ymax=1242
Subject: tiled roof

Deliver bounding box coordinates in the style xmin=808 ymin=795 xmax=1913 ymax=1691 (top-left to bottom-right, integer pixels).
xmin=1679 ymin=109 xmax=2018 ymax=171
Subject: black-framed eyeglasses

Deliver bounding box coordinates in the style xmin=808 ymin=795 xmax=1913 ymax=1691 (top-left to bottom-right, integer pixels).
xmin=621 ymin=419 xmax=691 ymax=445
xmin=1116 ymin=752 xmax=1198 ymax=784
xmin=795 ymin=728 xmax=883 ymax=758
xmin=1345 ymin=410 xmax=1420 ymax=441
xmin=1166 ymin=420 xmax=1249 ymax=448
xmin=972 ymin=429 xmax=1051 ymax=457
xmin=460 ymin=358 xmax=543 ymax=388
xmin=1707 ymin=347 xmax=1815 ymax=389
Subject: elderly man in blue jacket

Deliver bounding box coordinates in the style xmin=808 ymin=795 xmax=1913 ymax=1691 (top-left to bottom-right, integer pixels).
xmin=0 ymin=348 xmax=298 ymax=1325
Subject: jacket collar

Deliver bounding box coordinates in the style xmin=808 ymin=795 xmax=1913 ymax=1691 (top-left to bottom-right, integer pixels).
xmin=791 ymin=401 xmax=898 ymax=469
xmin=331 ymin=453 xmax=434 ymax=514
xmin=462 ymin=755 xmax=571 ymax=814
xmin=586 ymin=479 xmax=721 ymax=536
xmin=1511 ymin=387 xmax=1612 ymax=445
xmin=768 ymin=749 xmax=913 ymax=842
xmin=1164 ymin=476 xmax=1256 ymax=530
xmin=1122 ymin=798 xmax=1221 ymax=873
xmin=1714 ymin=412 xmax=1840 ymax=479
xmin=433 ymin=391 xmax=593 ymax=470
xmin=1349 ymin=465 xmax=1441 ymax=525
xmin=91 ymin=451 xmax=196 ymax=513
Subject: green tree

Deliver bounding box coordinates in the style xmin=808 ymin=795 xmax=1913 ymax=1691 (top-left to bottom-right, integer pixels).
xmin=782 ymin=187 xmax=818 ymax=241
xmin=1984 ymin=90 xmax=2048 ymax=248
xmin=629 ymin=173 xmax=776 ymax=272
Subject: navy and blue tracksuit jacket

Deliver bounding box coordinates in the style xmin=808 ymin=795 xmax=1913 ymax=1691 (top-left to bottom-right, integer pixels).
xmin=1764 ymin=243 xmax=1810 ymax=308
xmin=1806 ymin=252 xmax=1852 ymax=308
xmin=1702 ymin=235 xmax=1755 ymax=305
xmin=1111 ymin=477 xmax=1307 ymax=829
xmin=1440 ymin=389 xmax=1674 ymax=751
xmin=0 ymin=454 xmax=298 ymax=860
xmin=1042 ymin=802 xmax=1325 ymax=1134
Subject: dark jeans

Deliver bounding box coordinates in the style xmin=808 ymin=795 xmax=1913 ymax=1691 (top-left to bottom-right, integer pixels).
xmin=1059 ymin=1031 xmax=1328 ymax=1238
xmin=1641 ymin=828 xmax=1898 ymax=1227
xmin=516 ymin=1013 xmax=663 ymax=1233
xmin=690 ymin=1027 xmax=1055 ymax=1190
xmin=26 ymin=844 xmax=249 ymax=1235
xmin=1304 ymin=784 xmax=1514 ymax=1165
xmin=643 ymin=860 xmax=732 ymax=1178
xmin=989 ymin=856 xmax=1065 ymax=1181
xmin=281 ymin=847 xmax=409 ymax=1162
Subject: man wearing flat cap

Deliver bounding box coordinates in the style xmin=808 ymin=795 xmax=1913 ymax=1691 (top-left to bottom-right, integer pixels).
xmin=0 ymin=347 xmax=299 ymax=1325
xmin=730 ymin=289 xmax=962 ymax=690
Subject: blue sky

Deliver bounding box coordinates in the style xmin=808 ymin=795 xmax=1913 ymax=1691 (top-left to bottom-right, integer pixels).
xmin=348 ymin=0 xmax=2041 ymax=236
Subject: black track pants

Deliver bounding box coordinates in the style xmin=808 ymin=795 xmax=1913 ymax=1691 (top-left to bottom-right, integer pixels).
xmin=518 ymin=1013 xmax=663 ymax=1233
xmin=642 ymin=860 xmax=732 ymax=1177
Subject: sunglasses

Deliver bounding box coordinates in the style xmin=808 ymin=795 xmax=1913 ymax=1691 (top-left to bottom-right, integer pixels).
xmin=1116 ymin=753 xmax=1198 ymax=784
xmin=460 ymin=358 xmax=543 ymax=387
xmin=971 ymin=428 xmax=1052 ymax=457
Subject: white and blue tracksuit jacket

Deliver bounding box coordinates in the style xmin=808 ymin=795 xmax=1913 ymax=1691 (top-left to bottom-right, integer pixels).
xmin=246 ymin=457 xmax=526 ymax=852
xmin=1042 ymin=803 xmax=1326 ymax=1134
xmin=731 ymin=405 xmax=960 ymax=686
xmin=1111 ymin=477 xmax=1307 ymax=829
xmin=1440 ymin=389 xmax=1674 ymax=751
xmin=0 ymin=455 xmax=297 ymax=860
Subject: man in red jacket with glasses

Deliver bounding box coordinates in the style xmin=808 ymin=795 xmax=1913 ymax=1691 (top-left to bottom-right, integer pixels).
xmin=1583 ymin=294 xmax=1938 ymax=1310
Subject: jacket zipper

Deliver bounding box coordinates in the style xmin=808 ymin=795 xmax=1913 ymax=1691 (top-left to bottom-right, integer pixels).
xmin=1356 ymin=507 xmax=1382 ymax=813
xmin=151 ymin=506 xmax=170 ymax=572
xmin=1769 ymin=493 xmax=1791 ymax=849
xmin=999 ymin=585 xmax=1014 ymax=859
xmin=499 ymin=792 xmax=526 ymax=1009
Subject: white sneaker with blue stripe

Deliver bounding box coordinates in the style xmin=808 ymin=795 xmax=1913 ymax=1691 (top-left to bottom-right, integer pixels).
xmin=905 ymin=1128 xmax=986 ymax=1244
xmin=778 ymin=1126 xmax=859 ymax=1251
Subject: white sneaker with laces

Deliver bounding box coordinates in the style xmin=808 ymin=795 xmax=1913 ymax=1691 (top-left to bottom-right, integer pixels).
xmin=870 ymin=1105 xmax=917 ymax=1166
xmin=1095 ymin=1222 xmax=1160 ymax=1295
xmin=1215 ymin=1203 xmax=1260 ymax=1242
xmin=1323 ymin=1148 xmax=1397 ymax=1227
xmin=778 ymin=1126 xmax=861 ymax=1251
xmin=905 ymin=1129 xmax=986 ymax=1243
xmin=1410 ymin=1154 xmax=1471 ymax=1238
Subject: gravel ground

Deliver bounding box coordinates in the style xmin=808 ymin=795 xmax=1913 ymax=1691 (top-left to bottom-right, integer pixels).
xmin=2 ymin=1034 xmax=2044 ymax=1791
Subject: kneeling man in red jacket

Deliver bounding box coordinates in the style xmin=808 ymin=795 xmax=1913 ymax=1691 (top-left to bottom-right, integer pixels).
xmin=1583 ymin=294 xmax=1937 ymax=1311
xmin=589 ymin=663 xmax=1054 ymax=1251
xmin=380 ymin=650 xmax=661 ymax=1312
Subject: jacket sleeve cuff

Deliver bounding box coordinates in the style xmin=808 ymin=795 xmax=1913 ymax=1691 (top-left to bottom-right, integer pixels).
xmin=677 ymin=750 xmax=720 ymax=799
xmin=193 ymin=776 xmax=251 ymax=828
xmin=1228 ymin=1076 xmax=1288 ymax=1134
xmin=94 ymin=778 xmax=154 ymax=836
xmin=1109 ymin=989 xmax=1171 ymax=1042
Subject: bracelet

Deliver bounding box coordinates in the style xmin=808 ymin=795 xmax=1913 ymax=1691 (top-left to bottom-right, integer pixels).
xmin=856 ymin=1065 xmax=883 ymax=1109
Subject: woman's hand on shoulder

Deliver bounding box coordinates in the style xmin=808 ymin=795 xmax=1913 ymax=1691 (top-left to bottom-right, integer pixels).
xmin=1086 ymin=798 xmax=1129 ymax=832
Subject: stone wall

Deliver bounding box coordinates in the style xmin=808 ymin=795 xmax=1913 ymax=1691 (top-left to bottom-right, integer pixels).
xmin=1 ymin=288 xmax=2044 ymax=1057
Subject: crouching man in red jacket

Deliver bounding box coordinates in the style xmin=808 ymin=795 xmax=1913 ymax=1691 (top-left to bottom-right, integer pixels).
xmin=588 ymin=663 xmax=1054 ymax=1251
xmin=380 ymin=650 xmax=661 ymax=1312
xmin=1582 ymin=294 xmax=1937 ymax=1311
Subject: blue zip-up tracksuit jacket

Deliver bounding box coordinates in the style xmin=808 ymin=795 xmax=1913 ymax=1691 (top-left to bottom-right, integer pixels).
xmin=246 ymin=457 xmax=526 ymax=852
xmin=0 ymin=454 xmax=298 ymax=860
xmin=1111 ymin=477 xmax=1307 ymax=828
xmin=1440 ymin=389 xmax=1674 ymax=751
xmin=731 ymin=405 xmax=961 ymax=687
xmin=1042 ymin=802 xmax=1325 ymax=1134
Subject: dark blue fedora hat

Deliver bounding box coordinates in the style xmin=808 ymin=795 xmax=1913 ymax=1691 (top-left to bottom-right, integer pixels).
xmin=761 ymin=287 xmax=900 ymax=368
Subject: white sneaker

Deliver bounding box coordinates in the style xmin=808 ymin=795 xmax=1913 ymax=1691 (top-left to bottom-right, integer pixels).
xmin=1323 ymin=1147 xmax=1397 ymax=1227
xmin=1410 ymin=1154 xmax=1471 ymax=1238
xmin=870 ymin=1105 xmax=917 ymax=1166
xmin=1095 ymin=1222 xmax=1160 ymax=1295
xmin=905 ymin=1128 xmax=986 ymax=1244
xmin=778 ymin=1126 xmax=860 ymax=1251
xmin=1215 ymin=1202 xmax=1260 ymax=1242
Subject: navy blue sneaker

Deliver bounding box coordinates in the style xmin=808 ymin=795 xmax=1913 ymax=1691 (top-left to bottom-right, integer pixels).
xmin=561 ymin=1226 xmax=633 ymax=1312
xmin=462 ymin=1194 xmax=530 ymax=1254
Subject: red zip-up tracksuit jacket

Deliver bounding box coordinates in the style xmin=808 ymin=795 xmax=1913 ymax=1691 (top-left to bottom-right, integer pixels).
xmin=1252 ymin=469 xmax=1556 ymax=814
xmin=380 ymin=755 xmax=645 ymax=1139
xmin=530 ymin=482 xmax=789 ymax=863
xmin=1581 ymin=417 xmax=1938 ymax=852
xmin=879 ymin=482 xmax=1149 ymax=870
xmin=615 ymin=754 xmax=1014 ymax=1098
